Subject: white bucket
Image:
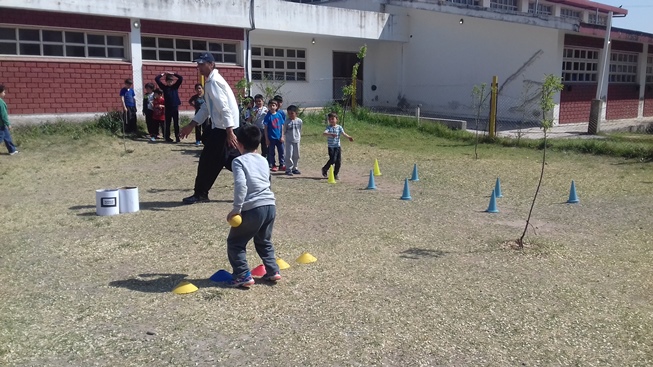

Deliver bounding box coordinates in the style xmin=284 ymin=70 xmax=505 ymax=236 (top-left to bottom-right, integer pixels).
xmin=96 ymin=189 xmax=120 ymax=216
xmin=118 ymin=186 xmax=139 ymax=213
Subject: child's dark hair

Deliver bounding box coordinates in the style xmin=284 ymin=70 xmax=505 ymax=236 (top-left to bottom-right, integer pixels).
xmin=124 ymin=78 xmax=133 ymax=85
xmin=236 ymin=125 xmax=262 ymax=151
xmin=144 ymin=82 xmax=155 ymax=90
xmin=154 ymin=89 xmax=163 ymax=95
xmin=328 ymin=112 xmax=338 ymax=119
xmin=273 ymin=95 xmax=283 ymax=103
xmin=268 ymin=99 xmax=277 ymax=106
xmin=194 ymin=83 xmax=203 ymax=89
xmin=254 ymin=94 xmax=264 ymax=100
xmin=287 ymin=105 xmax=298 ymax=113
xmin=0 ymin=84 xmax=5 ymax=93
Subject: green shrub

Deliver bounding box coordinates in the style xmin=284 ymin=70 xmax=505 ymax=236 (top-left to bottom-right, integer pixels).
xmin=96 ymin=110 xmax=124 ymax=134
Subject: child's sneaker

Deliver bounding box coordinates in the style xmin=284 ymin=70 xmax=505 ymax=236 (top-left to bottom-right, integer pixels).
xmin=262 ymin=272 xmax=281 ymax=282
xmin=335 ymin=175 xmax=340 ymax=180
xmin=285 ymin=170 xmax=293 ymax=176
xmin=9 ymin=150 xmax=19 ymax=156
xmin=279 ymin=165 xmax=287 ymax=171
xmin=271 ymin=166 xmax=278 ymax=172
xmin=149 ymin=137 xmax=156 ymax=142
xmin=230 ymin=273 xmax=255 ymax=288
xmin=292 ymin=169 xmax=301 ymax=175
xmin=195 ymin=141 xmax=202 ymax=146
xmin=321 ymin=167 xmax=328 ymax=178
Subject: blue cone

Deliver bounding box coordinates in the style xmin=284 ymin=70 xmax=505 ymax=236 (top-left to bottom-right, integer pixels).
xmin=401 ymin=178 xmax=412 ymax=200
xmin=410 ymin=163 xmax=419 ymax=182
xmin=366 ymin=170 xmax=377 ymax=190
xmin=486 ymin=191 xmax=499 ymax=213
xmin=567 ymin=180 xmax=579 ymax=204
xmin=209 ymin=269 xmax=232 ymax=282
xmin=494 ymin=177 xmax=503 ymax=198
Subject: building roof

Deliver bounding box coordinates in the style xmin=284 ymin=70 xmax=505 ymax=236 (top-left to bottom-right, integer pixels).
xmin=547 ymin=0 xmax=627 ymax=16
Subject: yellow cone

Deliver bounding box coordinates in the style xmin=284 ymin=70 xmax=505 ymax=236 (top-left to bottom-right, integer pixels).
xmin=327 ymin=165 xmax=337 ymax=184
xmin=276 ymin=258 xmax=291 ymax=270
xmin=296 ymin=252 xmax=317 ymax=264
xmin=373 ymin=159 xmax=382 ymax=176
xmin=172 ymin=281 xmax=198 ymax=294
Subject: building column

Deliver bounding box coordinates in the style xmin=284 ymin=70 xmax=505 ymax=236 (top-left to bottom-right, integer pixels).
xmin=552 ymin=5 xmax=561 ymax=17
xmin=480 ymin=0 xmax=491 ymax=8
xmin=637 ymin=43 xmax=648 ymax=118
xmin=130 ymin=18 xmax=143 ymax=113
xmin=517 ymin=0 xmax=528 ymax=13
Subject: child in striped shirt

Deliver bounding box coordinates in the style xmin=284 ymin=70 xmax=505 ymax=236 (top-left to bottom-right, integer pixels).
xmin=321 ymin=112 xmax=353 ymax=180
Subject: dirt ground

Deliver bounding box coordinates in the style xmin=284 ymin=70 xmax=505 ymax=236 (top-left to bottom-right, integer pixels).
xmin=1 ymin=131 xmax=652 ymax=366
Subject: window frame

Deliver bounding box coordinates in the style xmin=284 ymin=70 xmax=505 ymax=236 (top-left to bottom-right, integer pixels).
xmin=561 ymin=46 xmax=600 ymax=83
xmin=528 ymin=2 xmax=552 ymax=16
xmin=251 ymin=45 xmax=307 ymax=82
xmin=609 ymin=51 xmax=638 ymax=84
xmin=646 ymin=55 xmax=653 ymax=84
xmin=490 ymin=0 xmax=518 ymax=12
xmin=140 ymin=35 xmax=239 ymax=64
xmin=0 ymin=25 xmax=126 ymax=60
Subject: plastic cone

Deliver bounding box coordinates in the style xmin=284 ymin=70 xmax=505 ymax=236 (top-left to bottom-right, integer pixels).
xmin=486 ymin=191 xmax=499 ymax=213
xmin=209 ymin=269 xmax=232 ymax=282
xmin=400 ymin=178 xmax=412 ymax=200
xmin=567 ymin=180 xmax=579 ymax=204
xmin=251 ymin=264 xmax=266 ymax=277
xmin=366 ymin=170 xmax=377 ymax=190
xmin=276 ymin=258 xmax=291 ymax=270
xmin=172 ymin=281 xmax=198 ymax=294
xmin=494 ymin=177 xmax=503 ymax=198
xmin=296 ymin=252 xmax=317 ymax=264
xmin=327 ymin=165 xmax=337 ymax=184
xmin=373 ymin=159 xmax=382 ymax=176
xmin=410 ymin=163 xmax=419 ymax=182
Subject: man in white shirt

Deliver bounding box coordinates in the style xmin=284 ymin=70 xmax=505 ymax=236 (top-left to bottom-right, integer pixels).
xmin=179 ymin=52 xmax=240 ymax=204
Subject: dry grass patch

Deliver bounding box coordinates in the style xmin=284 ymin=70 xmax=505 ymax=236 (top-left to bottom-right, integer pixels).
xmin=1 ymin=124 xmax=653 ymax=366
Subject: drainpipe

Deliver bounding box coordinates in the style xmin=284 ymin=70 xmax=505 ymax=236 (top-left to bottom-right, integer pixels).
xmin=244 ymin=0 xmax=256 ymax=95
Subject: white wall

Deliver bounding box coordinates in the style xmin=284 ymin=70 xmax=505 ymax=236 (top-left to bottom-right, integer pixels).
xmin=395 ymin=8 xmax=563 ymax=119
xmin=249 ymin=31 xmax=401 ymax=109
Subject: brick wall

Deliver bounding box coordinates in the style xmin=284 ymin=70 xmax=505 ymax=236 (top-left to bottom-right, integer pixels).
xmin=643 ymin=86 xmax=653 ymax=117
xmin=559 ymin=84 xmax=597 ymax=124
xmin=0 ymin=60 xmax=132 ymax=114
xmin=142 ymin=64 xmax=244 ymax=112
xmin=141 ymin=20 xmax=243 ymax=40
xmin=0 ymin=8 xmax=130 ymax=32
xmin=605 ymin=84 xmax=639 ymax=120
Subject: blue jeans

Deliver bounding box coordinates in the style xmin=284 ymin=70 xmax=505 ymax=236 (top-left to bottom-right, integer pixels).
xmin=0 ymin=125 xmax=17 ymax=154
xmin=267 ymin=138 xmax=284 ymax=167
xmin=227 ymin=205 xmax=279 ymax=279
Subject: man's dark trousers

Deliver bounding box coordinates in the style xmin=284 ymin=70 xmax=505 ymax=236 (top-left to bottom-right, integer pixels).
xmin=194 ymin=128 xmax=227 ymax=198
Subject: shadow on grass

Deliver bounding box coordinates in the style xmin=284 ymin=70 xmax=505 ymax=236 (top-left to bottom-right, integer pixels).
xmin=399 ymin=247 xmax=446 ymax=259
xmin=109 ymin=273 xmax=276 ymax=293
xmin=170 ymin=148 xmax=202 ymax=157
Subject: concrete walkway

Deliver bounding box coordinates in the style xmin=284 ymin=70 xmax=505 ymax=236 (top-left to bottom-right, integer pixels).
xmin=491 ymin=119 xmax=653 ymax=140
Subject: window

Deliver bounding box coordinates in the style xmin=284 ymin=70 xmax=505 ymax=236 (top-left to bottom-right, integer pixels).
xmin=647 ymin=55 xmax=653 ymax=84
xmin=609 ymin=52 xmax=638 ymax=83
xmin=251 ymin=46 xmax=306 ymax=81
xmin=447 ymin=0 xmax=479 ymax=5
xmin=588 ymin=13 xmax=607 ymax=26
xmin=560 ymin=8 xmax=581 ymax=20
xmin=0 ymin=26 xmax=125 ymax=59
xmin=562 ymin=47 xmax=599 ymax=82
xmin=141 ymin=36 xmax=238 ymax=63
xmin=528 ymin=2 xmax=552 ymax=15
xmin=490 ymin=0 xmax=518 ymax=12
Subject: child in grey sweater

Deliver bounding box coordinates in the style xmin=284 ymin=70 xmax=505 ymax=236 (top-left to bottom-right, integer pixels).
xmin=226 ymin=125 xmax=280 ymax=287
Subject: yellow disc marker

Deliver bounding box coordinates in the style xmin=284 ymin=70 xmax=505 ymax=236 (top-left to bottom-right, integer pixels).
xmin=276 ymin=258 xmax=291 ymax=270
xmin=296 ymin=252 xmax=317 ymax=264
xmin=228 ymin=214 xmax=242 ymax=227
xmin=172 ymin=281 xmax=198 ymax=295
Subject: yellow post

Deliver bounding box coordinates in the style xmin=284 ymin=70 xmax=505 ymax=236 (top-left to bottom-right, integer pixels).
xmin=489 ymin=75 xmax=498 ymax=138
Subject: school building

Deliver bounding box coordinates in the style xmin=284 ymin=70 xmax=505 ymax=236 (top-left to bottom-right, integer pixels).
xmin=1 ymin=0 xmax=652 ymax=127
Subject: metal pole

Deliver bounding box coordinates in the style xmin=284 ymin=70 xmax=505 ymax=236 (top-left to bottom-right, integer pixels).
xmin=489 ymin=76 xmax=498 ymax=138
xmin=416 ymin=105 xmax=421 ymax=126
xmin=596 ymin=11 xmax=613 ymax=100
